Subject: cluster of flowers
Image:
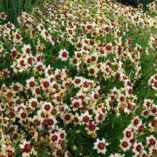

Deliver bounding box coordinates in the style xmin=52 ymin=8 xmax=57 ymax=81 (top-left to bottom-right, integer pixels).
xmin=120 ymin=99 xmax=157 ymax=156
xmin=0 ymin=0 xmax=157 ymax=156
xmin=149 ymin=74 xmax=157 ymax=91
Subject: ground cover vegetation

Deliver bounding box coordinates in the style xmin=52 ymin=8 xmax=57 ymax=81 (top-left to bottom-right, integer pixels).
xmin=0 ymin=0 xmax=157 ymax=156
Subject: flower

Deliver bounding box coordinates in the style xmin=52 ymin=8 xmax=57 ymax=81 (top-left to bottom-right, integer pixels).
xmin=132 ymin=142 xmax=143 ymax=155
xmin=146 ymin=135 xmax=156 ymax=146
xmin=120 ymin=138 xmax=131 ymax=152
xmin=123 ymin=128 xmax=134 ymax=139
xmin=93 ymin=138 xmax=109 ymax=154
xmin=58 ymin=49 xmax=69 ymax=61
xmin=20 ymin=141 xmax=36 ymax=157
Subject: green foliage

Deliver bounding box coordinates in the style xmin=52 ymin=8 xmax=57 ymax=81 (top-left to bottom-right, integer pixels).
xmin=140 ymin=0 xmax=155 ymax=4
xmin=0 ymin=0 xmax=41 ymax=24
xmin=139 ymin=0 xmax=156 ymax=10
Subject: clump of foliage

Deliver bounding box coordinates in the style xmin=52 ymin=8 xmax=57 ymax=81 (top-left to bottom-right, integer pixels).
xmin=0 ymin=0 xmax=41 ymax=24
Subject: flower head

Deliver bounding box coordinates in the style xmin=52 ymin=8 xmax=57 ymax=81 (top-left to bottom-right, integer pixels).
xmin=93 ymin=138 xmax=109 ymax=154
xmin=58 ymin=49 xmax=69 ymax=61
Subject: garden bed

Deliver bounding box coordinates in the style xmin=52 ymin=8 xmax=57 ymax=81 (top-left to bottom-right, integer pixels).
xmin=0 ymin=0 xmax=157 ymax=157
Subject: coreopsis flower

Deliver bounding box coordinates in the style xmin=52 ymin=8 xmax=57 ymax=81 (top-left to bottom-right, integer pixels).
xmin=40 ymin=78 xmax=51 ymax=89
xmin=131 ymin=116 xmax=142 ymax=129
xmin=31 ymin=115 xmax=42 ymax=130
xmin=139 ymin=151 xmax=149 ymax=157
xmin=12 ymin=30 xmax=22 ymax=44
xmin=73 ymin=113 xmax=81 ymax=125
xmin=4 ymin=22 xmax=15 ymax=32
xmin=132 ymin=142 xmax=144 ymax=156
xmin=93 ymin=138 xmax=109 ymax=154
xmin=146 ymin=135 xmax=157 ymax=146
xmin=53 ymin=149 xmax=64 ymax=157
xmin=64 ymin=151 xmax=72 ymax=157
xmin=81 ymin=111 xmax=92 ymax=124
xmin=123 ymin=128 xmax=134 ymax=140
xmin=95 ymin=112 xmax=106 ymax=124
xmin=143 ymin=99 xmax=153 ymax=110
xmin=148 ymin=74 xmax=157 ymax=90
xmin=73 ymin=77 xmax=84 ymax=87
xmin=20 ymin=141 xmax=36 ymax=157
xmin=58 ymin=49 xmax=69 ymax=61
xmin=41 ymin=29 xmax=50 ymax=40
xmin=22 ymin=44 xmax=31 ymax=54
xmin=120 ymin=138 xmax=131 ymax=152
xmin=71 ymin=98 xmax=82 ymax=111
xmin=148 ymin=145 xmax=157 ymax=156
xmin=1 ymin=144 xmax=14 ymax=157
xmin=42 ymin=101 xmax=53 ymax=112
xmin=34 ymin=62 xmax=45 ymax=74
xmin=0 ymin=12 xmax=7 ymax=21
xmin=62 ymin=112 xmax=73 ymax=124
xmin=86 ymin=121 xmax=99 ymax=135
xmin=148 ymin=117 xmax=157 ymax=131
xmin=87 ymin=65 xmax=99 ymax=76
xmin=26 ymin=77 xmax=36 ymax=89
xmin=27 ymin=98 xmax=39 ymax=110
